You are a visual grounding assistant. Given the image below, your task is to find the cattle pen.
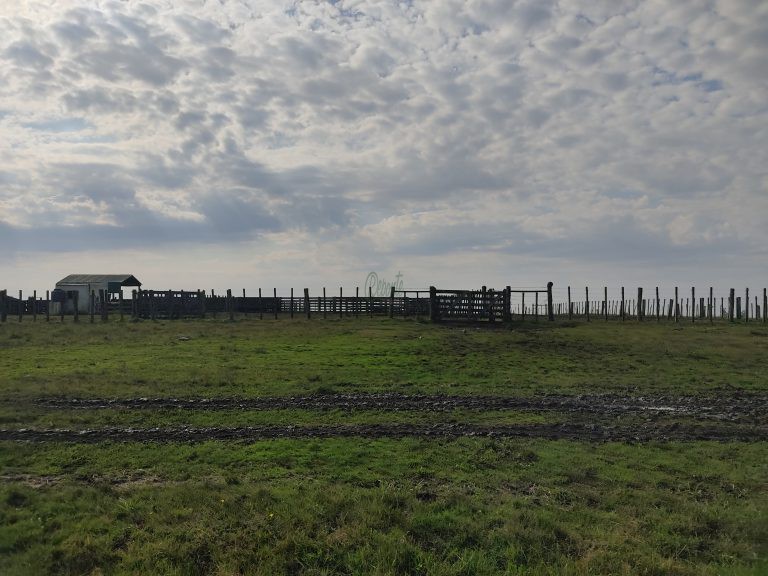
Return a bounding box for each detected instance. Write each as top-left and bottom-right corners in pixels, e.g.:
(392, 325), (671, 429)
(1, 284), (766, 324)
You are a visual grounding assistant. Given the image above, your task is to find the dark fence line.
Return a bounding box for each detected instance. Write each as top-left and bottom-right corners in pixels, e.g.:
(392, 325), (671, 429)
(1, 285), (766, 324)
(540, 286), (767, 324)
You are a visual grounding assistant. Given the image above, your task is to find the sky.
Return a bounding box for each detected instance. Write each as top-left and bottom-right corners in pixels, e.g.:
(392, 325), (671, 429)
(1, 0), (766, 298)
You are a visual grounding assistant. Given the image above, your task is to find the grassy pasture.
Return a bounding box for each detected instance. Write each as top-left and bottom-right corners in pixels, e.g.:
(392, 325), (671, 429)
(0, 318), (767, 575)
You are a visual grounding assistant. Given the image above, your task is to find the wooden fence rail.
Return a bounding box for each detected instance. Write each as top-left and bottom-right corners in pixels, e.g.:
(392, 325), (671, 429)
(1, 285), (766, 324)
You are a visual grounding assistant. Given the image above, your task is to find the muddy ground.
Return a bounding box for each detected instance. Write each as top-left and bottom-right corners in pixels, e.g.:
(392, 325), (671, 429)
(33, 392), (768, 422)
(4, 392), (764, 443)
(1, 421), (766, 443)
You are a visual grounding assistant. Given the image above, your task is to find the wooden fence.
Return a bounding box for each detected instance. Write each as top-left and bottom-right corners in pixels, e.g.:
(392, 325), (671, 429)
(539, 286), (767, 323)
(1, 285), (766, 324)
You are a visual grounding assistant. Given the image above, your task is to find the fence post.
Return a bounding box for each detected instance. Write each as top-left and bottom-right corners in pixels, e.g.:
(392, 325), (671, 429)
(429, 286), (439, 322)
(389, 286), (395, 318)
(655, 287), (660, 322)
(637, 287), (643, 321)
(547, 282), (554, 321)
(764, 288), (767, 324)
(196, 290), (203, 319)
(18, 290), (23, 322)
(747, 290), (752, 322)
(674, 287), (679, 323)
(164, 290), (172, 320)
(0, 290), (6, 322)
(323, 287), (327, 319)
(32, 290), (37, 322)
(304, 288), (311, 319)
(151, 290), (158, 321)
(521, 292), (526, 322)
(585, 287), (589, 322)
(620, 287), (625, 321)
(356, 287), (360, 318)
(290, 288), (294, 319)
(99, 290), (107, 322)
(505, 286), (512, 322)
(258, 288), (262, 320)
(227, 289), (234, 321)
(242, 289), (247, 317)
(709, 287), (713, 324)
(728, 288), (735, 321)
(603, 286), (608, 321)
(340, 287), (344, 319)
(273, 288), (278, 319)
(369, 287), (373, 317)
(567, 286), (572, 320)
(756, 295), (760, 324)
(691, 287), (695, 323)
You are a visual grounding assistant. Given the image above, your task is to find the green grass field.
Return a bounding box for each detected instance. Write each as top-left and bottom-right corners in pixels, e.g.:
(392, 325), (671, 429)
(1, 317), (767, 575)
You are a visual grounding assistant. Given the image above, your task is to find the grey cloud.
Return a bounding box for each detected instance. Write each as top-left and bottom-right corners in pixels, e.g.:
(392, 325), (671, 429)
(175, 111), (206, 131)
(195, 191), (280, 236)
(513, 1), (554, 32)
(76, 43), (185, 86)
(135, 155), (194, 189)
(3, 40), (56, 69)
(63, 86), (138, 113)
(53, 19), (97, 46)
(174, 15), (231, 44)
(200, 46), (237, 81)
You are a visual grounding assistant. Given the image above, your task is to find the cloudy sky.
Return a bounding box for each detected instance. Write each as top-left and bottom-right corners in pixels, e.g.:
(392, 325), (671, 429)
(1, 0), (766, 295)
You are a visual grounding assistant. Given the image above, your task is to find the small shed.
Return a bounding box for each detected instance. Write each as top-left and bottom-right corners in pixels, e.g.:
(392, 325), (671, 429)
(55, 274), (142, 313)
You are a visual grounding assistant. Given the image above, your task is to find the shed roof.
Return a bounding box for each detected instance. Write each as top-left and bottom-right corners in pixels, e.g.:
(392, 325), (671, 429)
(56, 274), (142, 287)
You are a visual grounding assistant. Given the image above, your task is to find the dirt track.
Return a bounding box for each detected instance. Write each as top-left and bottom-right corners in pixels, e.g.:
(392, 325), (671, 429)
(2, 421), (766, 443)
(6, 392), (764, 443)
(34, 392), (768, 422)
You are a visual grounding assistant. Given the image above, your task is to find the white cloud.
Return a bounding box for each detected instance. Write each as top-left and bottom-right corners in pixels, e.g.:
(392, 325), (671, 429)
(0, 0), (766, 291)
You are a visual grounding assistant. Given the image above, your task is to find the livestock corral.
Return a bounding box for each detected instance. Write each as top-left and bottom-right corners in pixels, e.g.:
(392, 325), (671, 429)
(0, 307), (767, 574)
(2, 283), (766, 324)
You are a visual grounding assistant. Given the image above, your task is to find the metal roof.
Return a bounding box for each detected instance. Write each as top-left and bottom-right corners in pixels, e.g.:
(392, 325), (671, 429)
(56, 274), (142, 286)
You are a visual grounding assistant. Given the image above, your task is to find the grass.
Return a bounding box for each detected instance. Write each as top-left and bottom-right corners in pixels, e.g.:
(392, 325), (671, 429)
(1, 317), (767, 574)
(2, 440), (767, 575)
(1, 317), (766, 399)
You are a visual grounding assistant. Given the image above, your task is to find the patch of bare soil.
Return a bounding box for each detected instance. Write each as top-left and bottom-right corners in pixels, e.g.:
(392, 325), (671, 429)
(1, 422), (765, 443)
(33, 392), (768, 422)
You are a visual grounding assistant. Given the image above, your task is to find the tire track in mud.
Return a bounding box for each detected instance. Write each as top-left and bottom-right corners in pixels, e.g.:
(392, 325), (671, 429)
(33, 393), (768, 422)
(1, 422), (766, 443)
